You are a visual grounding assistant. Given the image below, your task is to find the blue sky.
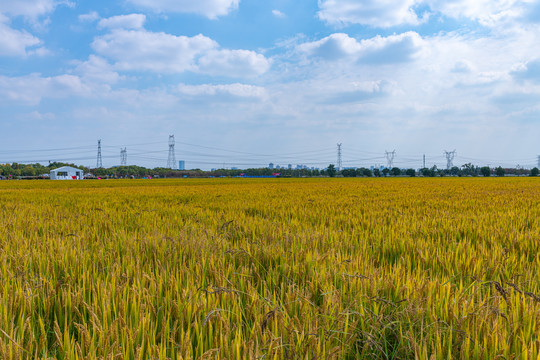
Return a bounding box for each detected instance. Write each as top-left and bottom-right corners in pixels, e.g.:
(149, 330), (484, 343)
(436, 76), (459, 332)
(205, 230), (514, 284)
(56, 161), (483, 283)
(1, 0), (540, 169)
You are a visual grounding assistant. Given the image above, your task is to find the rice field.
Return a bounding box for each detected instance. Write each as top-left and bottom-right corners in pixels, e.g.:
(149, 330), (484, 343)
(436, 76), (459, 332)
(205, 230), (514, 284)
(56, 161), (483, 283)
(0, 178), (539, 359)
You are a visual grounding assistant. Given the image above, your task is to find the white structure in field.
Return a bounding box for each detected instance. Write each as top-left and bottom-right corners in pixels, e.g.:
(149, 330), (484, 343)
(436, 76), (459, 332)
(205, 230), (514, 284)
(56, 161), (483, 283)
(50, 166), (84, 180)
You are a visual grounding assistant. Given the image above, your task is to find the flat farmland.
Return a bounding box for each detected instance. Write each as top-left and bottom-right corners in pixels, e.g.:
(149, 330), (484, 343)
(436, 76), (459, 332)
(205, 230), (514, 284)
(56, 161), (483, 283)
(0, 178), (539, 359)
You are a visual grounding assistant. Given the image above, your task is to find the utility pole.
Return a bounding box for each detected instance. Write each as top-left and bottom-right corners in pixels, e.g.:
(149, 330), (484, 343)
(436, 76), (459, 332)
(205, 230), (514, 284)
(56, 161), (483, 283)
(96, 139), (103, 168)
(537, 155), (540, 168)
(385, 150), (396, 169)
(167, 135), (176, 169)
(423, 154), (426, 169)
(120, 148), (127, 166)
(444, 150), (456, 170)
(337, 143), (342, 172)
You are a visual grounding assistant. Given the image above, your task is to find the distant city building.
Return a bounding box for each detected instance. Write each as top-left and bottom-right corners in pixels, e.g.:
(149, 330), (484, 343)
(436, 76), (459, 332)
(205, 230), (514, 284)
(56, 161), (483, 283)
(269, 163), (274, 169)
(178, 160), (185, 170)
(288, 164), (292, 169)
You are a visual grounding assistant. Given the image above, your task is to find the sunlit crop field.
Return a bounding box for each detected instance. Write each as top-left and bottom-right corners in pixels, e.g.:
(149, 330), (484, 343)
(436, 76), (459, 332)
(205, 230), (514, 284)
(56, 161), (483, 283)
(0, 178), (539, 359)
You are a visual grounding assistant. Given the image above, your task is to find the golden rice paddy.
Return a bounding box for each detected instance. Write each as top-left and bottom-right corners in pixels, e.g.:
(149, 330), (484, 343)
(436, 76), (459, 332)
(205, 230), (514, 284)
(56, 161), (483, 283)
(0, 178), (538, 359)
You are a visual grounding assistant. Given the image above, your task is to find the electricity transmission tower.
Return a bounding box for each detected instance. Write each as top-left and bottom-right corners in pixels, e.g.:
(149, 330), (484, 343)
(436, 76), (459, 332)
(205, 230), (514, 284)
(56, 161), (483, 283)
(444, 150), (456, 170)
(96, 140), (103, 168)
(337, 143), (342, 172)
(385, 150), (396, 169)
(120, 148), (127, 166)
(167, 135), (176, 169)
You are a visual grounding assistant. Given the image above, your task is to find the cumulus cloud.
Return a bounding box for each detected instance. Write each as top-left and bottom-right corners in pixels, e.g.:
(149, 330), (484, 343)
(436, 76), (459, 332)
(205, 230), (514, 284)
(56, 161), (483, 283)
(318, 0), (422, 27)
(126, 0), (240, 19)
(74, 55), (121, 85)
(0, 15), (41, 56)
(298, 33), (362, 60)
(298, 32), (423, 64)
(358, 32), (423, 64)
(0, 0), (58, 18)
(197, 49), (271, 77)
(0, 73), (87, 105)
(92, 28), (270, 77)
(92, 30), (217, 73)
(98, 14), (146, 30)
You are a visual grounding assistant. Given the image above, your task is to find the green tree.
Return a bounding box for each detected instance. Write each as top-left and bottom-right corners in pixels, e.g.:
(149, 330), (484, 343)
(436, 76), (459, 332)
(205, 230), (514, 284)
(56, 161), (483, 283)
(326, 164), (336, 177)
(495, 166), (505, 177)
(405, 168), (416, 177)
(382, 168), (390, 177)
(21, 166), (36, 177)
(480, 166), (491, 177)
(373, 168), (381, 177)
(461, 163), (478, 176)
(390, 167), (401, 176)
(531, 167), (539, 176)
(341, 168), (356, 177)
(358, 168), (372, 177)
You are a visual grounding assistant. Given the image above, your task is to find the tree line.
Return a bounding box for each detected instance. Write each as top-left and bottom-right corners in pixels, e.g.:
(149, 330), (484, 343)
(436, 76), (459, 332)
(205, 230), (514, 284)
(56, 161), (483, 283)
(0, 162), (538, 179)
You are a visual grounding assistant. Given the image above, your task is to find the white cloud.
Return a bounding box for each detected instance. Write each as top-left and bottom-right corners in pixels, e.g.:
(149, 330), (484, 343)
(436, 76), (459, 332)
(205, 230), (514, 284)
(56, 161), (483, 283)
(79, 11), (100, 23)
(317, 0), (534, 28)
(74, 55), (121, 85)
(177, 83), (267, 98)
(92, 28), (270, 77)
(318, 0), (422, 27)
(298, 33), (362, 60)
(0, 73), (88, 105)
(425, 0), (526, 26)
(511, 59), (540, 83)
(451, 60), (474, 73)
(197, 49), (271, 77)
(358, 32), (424, 64)
(272, 9), (286, 18)
(92, 30), (217, 73)
(298, 32), (423, 63)
(0, 15), (41, 56)
(126, 0), (240, 19)
(0, 0), (58, 19)
(98, 14), (146, 30)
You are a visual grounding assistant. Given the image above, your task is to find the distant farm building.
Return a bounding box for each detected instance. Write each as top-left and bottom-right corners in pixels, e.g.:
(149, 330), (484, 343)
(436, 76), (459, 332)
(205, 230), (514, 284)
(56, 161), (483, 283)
(50, 166), (84, 180)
